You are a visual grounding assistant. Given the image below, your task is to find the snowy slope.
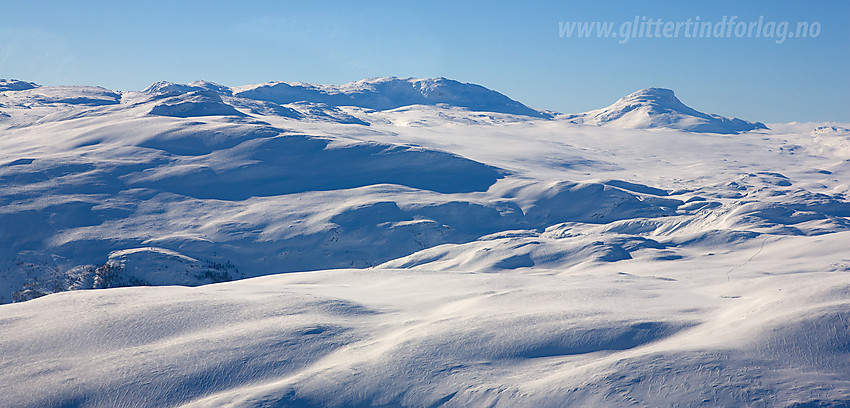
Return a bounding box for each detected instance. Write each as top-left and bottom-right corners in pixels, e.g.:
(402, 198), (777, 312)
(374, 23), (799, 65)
(2, 242), (849, 407)
(563, 87), (768, 134)
(1, 78), (849, 407)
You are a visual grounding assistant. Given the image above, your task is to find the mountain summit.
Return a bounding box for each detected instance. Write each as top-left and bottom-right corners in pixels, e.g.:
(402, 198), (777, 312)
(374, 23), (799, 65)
(564, 88), (767, 134)
(0, 78), (39, 92)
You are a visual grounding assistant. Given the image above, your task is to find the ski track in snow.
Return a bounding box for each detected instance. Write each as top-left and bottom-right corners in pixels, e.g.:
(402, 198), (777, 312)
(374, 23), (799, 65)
(1, 78), (849, 407)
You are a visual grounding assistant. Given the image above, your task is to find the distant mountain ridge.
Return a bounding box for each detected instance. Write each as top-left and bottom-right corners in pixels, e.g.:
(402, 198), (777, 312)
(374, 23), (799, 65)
(562, 87), (767, 134)
(3, 78), (768, 133)
(230, 77), (553, 118)
(133, 77), (551, 119)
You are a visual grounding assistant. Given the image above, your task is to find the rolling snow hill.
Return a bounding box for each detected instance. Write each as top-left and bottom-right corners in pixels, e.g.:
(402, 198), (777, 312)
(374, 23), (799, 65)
(0, 78), (849, 407)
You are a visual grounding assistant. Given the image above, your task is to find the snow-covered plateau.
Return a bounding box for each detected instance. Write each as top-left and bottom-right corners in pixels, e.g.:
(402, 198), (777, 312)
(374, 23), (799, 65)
(1, 76), (848, 407)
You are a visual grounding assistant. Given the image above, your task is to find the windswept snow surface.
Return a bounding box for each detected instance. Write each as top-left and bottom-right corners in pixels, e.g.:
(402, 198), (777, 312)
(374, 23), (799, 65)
(1, 79), (849, 407)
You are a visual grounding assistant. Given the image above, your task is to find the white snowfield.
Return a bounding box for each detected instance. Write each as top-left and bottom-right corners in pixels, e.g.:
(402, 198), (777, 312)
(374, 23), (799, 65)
(0, 77), (849, 407)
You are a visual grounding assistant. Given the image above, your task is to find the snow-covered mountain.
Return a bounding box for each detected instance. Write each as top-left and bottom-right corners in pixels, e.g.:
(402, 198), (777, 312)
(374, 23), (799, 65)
(232, 76), (553, 119)
(133, 76), (552, 119)
(563, 87), (768, 134)
(1, 78), (849, 407)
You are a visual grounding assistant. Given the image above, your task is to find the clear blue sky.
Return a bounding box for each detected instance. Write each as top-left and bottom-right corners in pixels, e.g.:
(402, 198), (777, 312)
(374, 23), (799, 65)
(2, 0), (848, 122)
